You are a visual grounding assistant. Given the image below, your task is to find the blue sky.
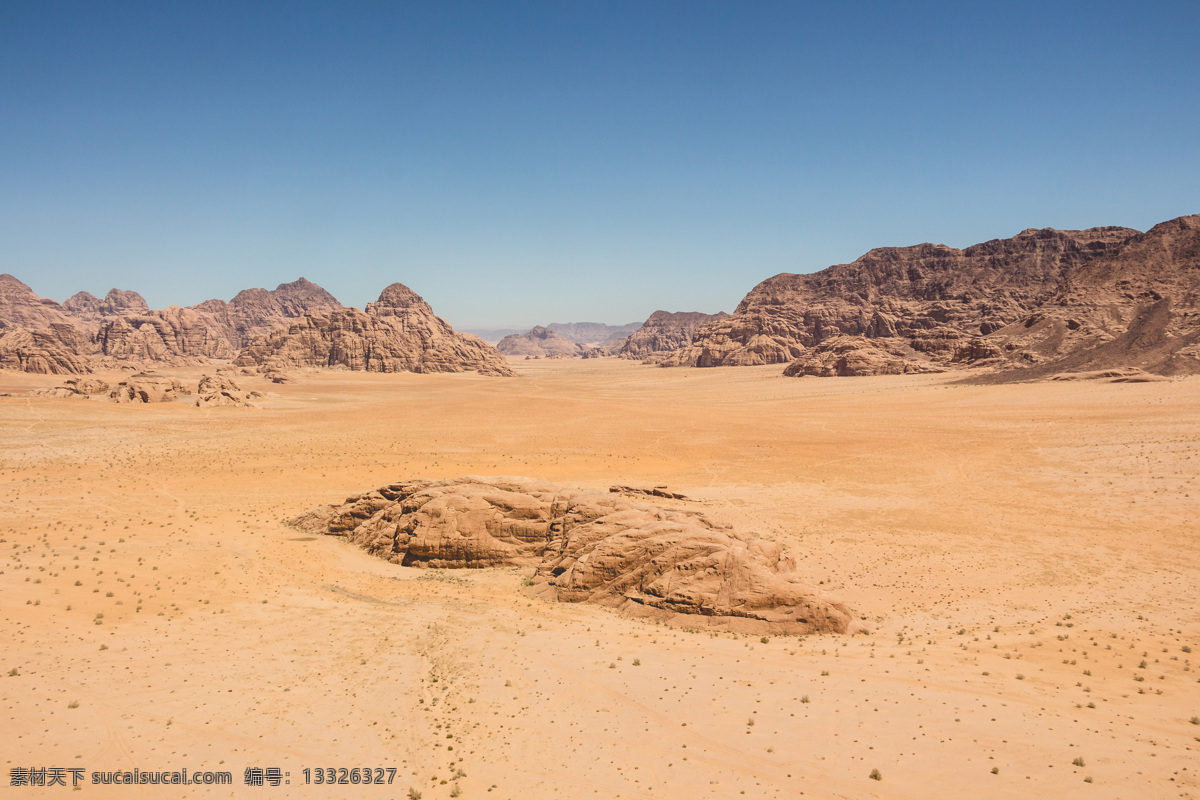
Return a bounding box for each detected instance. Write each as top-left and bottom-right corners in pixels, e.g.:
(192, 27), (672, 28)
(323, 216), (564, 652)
(2, 1), (1197, 327)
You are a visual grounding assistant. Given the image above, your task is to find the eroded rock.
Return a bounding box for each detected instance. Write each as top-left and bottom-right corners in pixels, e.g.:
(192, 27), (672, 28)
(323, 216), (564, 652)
(290, 476), (856, 635)
(235, 283), (515, 377)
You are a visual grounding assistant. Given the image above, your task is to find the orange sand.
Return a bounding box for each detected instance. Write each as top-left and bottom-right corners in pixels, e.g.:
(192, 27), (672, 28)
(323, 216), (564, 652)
(2, 359), (1197, 798)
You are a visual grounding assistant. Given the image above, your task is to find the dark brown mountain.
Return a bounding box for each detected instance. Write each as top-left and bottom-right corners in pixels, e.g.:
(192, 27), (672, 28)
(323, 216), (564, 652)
(661, 226), (1138, 369)
(233, 282), (515, 377)
(975, 214), (1200, 380)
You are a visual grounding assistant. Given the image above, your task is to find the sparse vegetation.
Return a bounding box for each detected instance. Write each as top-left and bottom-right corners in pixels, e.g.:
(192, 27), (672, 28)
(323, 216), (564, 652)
(869, 769), (882, 781)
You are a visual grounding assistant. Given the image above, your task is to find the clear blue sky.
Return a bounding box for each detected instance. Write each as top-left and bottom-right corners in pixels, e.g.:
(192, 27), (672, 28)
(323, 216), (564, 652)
(2, 1), (1197, 327)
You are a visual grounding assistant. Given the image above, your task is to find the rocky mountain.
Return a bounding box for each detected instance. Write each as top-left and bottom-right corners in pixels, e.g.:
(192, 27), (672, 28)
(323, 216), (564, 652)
(618, 310), (729, 363)
(290, 476), (856, 635)
(661, 226), (1138, 370)
(496, 326), (583, 358)
(976, 214), (1200, 380)
(191, 277), (343, 348)
(0, 275), (98, 373)
(233, 282), (515, 377)
(0, 275), (344, 373)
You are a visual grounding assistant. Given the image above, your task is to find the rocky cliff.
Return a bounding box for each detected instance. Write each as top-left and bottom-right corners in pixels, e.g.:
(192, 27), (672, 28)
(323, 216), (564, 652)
(975, 214), (1200, 380)
(661, 226), (1138, 370)
(619, 310), (729, 363)
(234, 282), (515, 377)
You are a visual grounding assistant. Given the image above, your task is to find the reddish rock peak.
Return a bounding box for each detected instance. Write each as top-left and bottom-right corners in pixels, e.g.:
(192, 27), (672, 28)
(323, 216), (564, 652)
(102, 288), (149, 313)
(367, 282), (430, 313)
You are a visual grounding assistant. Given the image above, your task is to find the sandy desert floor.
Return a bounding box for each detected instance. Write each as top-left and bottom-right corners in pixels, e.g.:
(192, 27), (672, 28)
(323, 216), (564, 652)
(2, 358), (1198, 799)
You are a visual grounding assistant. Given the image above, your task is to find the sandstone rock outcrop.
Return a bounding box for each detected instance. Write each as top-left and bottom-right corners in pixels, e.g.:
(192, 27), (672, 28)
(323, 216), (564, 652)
(0, 326), (93, 374)
(661, 226), (1138, 369)
(496, 326), (584, 358)
(63, 288), (151, 330)
(95, 306), (237, 362)
(782, 336), (946, 377)
(109, 374), (191, 404)
(290, 476), (855, 635)
(195, 374), (262, 407)
(0, 274), (78, 331)
(619, 310), (729, 363)
(30, 377), (112, 398)
(234, 283), (515, 377)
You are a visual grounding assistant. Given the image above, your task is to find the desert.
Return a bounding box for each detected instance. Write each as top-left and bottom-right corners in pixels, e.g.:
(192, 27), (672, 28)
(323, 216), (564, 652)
(3, 355), (1198, 799)
(5, 4), (1199, 797)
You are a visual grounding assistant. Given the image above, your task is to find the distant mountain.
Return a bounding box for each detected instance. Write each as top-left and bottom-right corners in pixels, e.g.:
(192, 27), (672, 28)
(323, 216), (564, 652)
(457, 327), (529, 345)
(496, 326), (582, 358)
(661, 226), (1136, 370)
(541, 321), (641, 345)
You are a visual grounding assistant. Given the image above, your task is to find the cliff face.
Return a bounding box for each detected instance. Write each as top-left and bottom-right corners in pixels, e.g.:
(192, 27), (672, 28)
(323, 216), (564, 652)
(976, 214), (1200, 380)
(618, 310), (729, 363)
(234, 282), (516, 377)
(661, 226), (1138, 369)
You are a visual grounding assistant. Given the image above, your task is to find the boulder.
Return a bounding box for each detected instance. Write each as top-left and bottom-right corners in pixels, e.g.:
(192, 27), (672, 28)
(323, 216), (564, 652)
(109, 374), (190, 404)
(290, 476), (857, 635)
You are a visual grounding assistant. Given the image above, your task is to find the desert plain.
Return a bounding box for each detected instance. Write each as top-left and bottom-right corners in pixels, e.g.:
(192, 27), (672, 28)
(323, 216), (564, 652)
(2, 358), (1198, 799)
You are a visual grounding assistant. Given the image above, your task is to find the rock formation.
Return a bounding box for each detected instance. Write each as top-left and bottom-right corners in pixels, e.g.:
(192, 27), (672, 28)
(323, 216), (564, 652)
(30, 377), (112, 398)
(782, 335), (947, 377)
(109, 374), (191, 404)
(496, 326), (584, 358)
(976, 214), (1200, 380)
(619, 310), (729, 363)
(0, 326), (93, 374)
(191, 277), (343, 348)
(195, 374), (262, 407)
(289, 476), (856, 635)
(0, 275), (343, 373)
(661, 226), (1138, 369)
(62, 288), (151, 330)
(234, 283), (515, 377)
